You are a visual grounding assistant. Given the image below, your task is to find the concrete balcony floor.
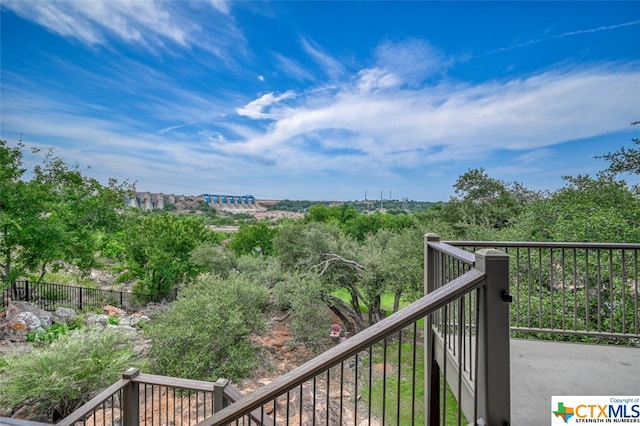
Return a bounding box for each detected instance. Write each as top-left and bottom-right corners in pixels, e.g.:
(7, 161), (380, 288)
(511, 339), (640, 425)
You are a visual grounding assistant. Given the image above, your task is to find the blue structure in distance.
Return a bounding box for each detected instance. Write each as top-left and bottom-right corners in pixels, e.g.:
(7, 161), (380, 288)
(203, 194), (256, 205)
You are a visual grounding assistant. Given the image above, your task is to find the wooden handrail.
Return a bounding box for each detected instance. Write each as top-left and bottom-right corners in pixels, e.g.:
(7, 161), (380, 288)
(132, 372), (215, 392)
(57, 378), (130, 426)
(196, 268), (486, 426)
(426, 239), (476, 265)
(448, 240), (640, 249)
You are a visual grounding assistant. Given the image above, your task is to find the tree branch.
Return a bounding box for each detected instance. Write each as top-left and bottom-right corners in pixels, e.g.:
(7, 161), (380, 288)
(309, 253), (365, 276)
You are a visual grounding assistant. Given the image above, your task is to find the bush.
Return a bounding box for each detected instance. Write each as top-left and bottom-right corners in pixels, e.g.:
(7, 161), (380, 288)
(272, 274), (332, 354)
(190, 243), (238, 279)
(26, 318), (83, 345)
(289, 289), (332, 354)
(145, 273), (269, 382)
(0, 328), (142, 420)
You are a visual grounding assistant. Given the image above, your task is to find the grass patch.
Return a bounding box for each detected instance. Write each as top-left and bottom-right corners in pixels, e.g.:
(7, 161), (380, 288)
(27, 271), (98, 288)
(331, 289), (408, 314)
(361, 335), (466, 425)
(331, 288), (425, 328)
(0, 328), (144, 419)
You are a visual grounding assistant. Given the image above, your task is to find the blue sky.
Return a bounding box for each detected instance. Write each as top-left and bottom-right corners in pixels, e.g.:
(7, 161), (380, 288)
(1, 1), (639, 202)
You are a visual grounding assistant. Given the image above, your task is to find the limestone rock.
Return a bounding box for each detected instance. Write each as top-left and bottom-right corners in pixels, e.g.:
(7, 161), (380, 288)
(54, 307), (77, 325)
(103, 305), (125, 316)
(7, 301), (53, 330)
(0, 301), (54, 341)
(84, 313), (109, 327)
(15, 311), (45, 333)
(130, 313), (150, 327)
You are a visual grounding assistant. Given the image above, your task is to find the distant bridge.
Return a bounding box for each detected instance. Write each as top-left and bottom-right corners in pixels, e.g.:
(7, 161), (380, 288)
(126, 192), (269, 211)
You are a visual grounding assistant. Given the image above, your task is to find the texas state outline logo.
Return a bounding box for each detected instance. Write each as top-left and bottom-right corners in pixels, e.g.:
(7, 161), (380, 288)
(552, 396), (640, 425)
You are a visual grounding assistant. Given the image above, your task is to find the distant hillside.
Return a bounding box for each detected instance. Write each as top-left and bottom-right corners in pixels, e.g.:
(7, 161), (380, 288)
(267, 199), (440, 213)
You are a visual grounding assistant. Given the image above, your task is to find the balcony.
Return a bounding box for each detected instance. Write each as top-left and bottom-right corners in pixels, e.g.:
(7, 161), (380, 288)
(2, 235), (638, 425)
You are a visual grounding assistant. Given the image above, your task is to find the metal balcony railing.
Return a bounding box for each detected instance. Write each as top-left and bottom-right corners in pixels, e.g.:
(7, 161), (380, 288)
(449, 241), (640, 342)
(3, 234), (517, 425)
(191, 233), (511, 426)
(53, 368), (270, 426)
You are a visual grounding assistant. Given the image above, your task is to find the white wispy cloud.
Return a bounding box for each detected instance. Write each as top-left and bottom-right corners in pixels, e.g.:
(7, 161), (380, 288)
(1, 0), (244, 59)
(301, 38), (347, 79)
(209, 0), (231, 16)
(488, 19), (640, 54)
(3, 1), (186, 46)
(356, 68), (402, 93)
(375, 38), (450, 84)
(2, 2), (638, 201)
(273, 53), (316, 82)
(222, 64), (639, 174)
(237, 91), (296, 119)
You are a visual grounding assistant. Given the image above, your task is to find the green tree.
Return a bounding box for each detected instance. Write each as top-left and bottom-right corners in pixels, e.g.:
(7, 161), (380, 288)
(228, 220), (278, 257)
(0, 141), (130, 293)
(191, 243), (238, 279)
(342, 211), (413, 240)
(305, 203), (358, 225)
(272, 272), (332, 354)
(353, 227), (424, 324)
(441, 168), (538, 238)
(596, 121), (640, 175)
(514, 173), (640, 243)
(274, 221), (367, 332)
(119, 213), (216, 299)
(305, 204), (332, 223)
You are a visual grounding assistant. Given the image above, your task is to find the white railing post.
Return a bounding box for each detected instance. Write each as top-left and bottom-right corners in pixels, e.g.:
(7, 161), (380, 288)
(424, 233), (440, 426)
(475, 249), (511, 425)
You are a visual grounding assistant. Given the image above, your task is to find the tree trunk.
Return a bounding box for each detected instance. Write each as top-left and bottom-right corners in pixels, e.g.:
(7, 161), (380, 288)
(348, 287), (362, 322)
(324, 295), (367, 333)
(1, 225), (9, 282)
(393, 289), (402, 313)
(368, 295), (385, 325)
(2, 225), (17, 300)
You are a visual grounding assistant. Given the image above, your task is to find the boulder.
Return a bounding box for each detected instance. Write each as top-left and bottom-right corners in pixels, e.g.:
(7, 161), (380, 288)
(9, 403), (51, 423)
(15, 311), (46, 333)
(0, 301), (54, 341)
(103, 305), (125, 316)
(130, 313), (150, 327)
(53, 307), (77, 325)
(6, 301), (53, 330)
(84, 313), (109, 328)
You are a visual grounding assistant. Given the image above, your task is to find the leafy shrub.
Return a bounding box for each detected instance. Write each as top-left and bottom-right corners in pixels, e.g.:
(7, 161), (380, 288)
(0, 328), (143, 420)
(190, 243), (238, 279)
(145, 273), (269, 382)
(272, 273), (332, 354)
(26, 318), (83, 345)
(120, 213), (217, 300)
(228, 220), (278, 257)
(289, 288), (331, 354)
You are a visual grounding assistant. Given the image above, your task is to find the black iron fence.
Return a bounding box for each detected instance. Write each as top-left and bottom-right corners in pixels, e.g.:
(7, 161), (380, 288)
(1, 280), (177, 312)
(448, 241), (640, 343)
